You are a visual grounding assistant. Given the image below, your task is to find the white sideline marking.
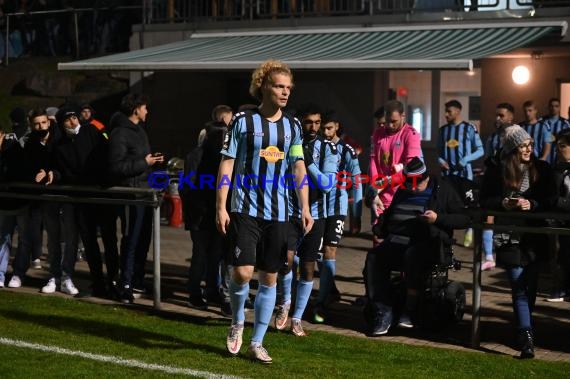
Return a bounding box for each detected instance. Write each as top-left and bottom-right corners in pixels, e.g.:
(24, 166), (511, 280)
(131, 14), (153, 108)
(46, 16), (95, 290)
(0, 337), (245, 379)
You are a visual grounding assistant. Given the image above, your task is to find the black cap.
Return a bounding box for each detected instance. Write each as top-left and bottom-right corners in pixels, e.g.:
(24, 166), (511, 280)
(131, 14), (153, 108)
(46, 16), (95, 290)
(56, 107), (79, 125)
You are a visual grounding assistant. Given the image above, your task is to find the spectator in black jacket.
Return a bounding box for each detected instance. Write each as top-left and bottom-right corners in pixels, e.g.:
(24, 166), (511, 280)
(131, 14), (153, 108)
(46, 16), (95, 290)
(5, 108), (56, 289)
(545, 129), (570, 302)
(108, 93), (163, 303)
(364, 158), (470, 336)
(480, 125), (556, 359)
(183, 115), (229, 311)
(38, 106), (108, 296)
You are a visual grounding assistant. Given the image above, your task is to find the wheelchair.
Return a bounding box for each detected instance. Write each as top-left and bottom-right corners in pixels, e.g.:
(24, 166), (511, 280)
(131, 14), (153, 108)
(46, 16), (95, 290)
(364, 243), (466, 331)
(416, 249), (466, 329)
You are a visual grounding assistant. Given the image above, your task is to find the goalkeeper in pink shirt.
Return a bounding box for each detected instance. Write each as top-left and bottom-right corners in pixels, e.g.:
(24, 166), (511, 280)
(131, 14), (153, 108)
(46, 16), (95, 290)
(367, 100), (423, 245)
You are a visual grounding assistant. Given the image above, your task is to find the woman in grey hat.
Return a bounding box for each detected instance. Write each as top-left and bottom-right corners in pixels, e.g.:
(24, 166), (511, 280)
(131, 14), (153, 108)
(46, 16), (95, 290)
(480, 125), (556, 359)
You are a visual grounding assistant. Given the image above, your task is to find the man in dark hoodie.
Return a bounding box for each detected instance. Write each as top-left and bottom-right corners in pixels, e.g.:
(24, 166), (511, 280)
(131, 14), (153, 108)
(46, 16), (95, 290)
(183, 105), (232, 312)
(37, 107), (109, 296)
(108, 93), (163, 303)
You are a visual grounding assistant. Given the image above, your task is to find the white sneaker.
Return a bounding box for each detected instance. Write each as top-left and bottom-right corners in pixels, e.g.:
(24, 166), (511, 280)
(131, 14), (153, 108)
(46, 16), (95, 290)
(41, 278), (57, 293)
(8, 275), (22, 288)
(61, 278), (79, 295)
(32, 258), (42, 269)
(0, 279), (5, 288)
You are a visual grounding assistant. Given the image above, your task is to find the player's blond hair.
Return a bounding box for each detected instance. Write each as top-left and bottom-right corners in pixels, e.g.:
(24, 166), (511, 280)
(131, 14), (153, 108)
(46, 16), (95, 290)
(249, 60), (293, 101)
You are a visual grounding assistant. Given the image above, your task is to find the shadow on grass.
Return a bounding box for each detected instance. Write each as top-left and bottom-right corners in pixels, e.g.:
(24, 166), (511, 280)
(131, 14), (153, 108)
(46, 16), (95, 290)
(309, 297), (570, 355)
(1, 308), (228, 356)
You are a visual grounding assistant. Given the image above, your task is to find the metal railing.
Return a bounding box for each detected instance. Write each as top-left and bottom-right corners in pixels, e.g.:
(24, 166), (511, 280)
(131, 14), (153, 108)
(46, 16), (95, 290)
(470, 209), (570, 349)
(0, 182), (164, 310)
(141, 0), (570, 22)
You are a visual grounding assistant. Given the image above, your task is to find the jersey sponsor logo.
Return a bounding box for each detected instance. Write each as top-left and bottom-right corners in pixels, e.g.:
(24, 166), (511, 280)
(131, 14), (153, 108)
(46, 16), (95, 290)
(253, 132), (264, 137)
(382, 152), (390, 165)
(259, 146), (285, 163)
(446, 139), (459, 148)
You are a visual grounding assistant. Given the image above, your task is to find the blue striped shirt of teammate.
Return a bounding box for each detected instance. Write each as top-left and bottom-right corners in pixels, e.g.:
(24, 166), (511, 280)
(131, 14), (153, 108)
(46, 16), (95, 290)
(279, 109), (338, 336)
(519, 100), (552, 161)
(481, 103), (517, 270)
(216, 60), (313, 362)
(314, 116), (363, 321)
(437, 100), (484, 182)
(437, 100), (483, 250)
(288, 133), (339, 220)
(544, 98), (570, 164)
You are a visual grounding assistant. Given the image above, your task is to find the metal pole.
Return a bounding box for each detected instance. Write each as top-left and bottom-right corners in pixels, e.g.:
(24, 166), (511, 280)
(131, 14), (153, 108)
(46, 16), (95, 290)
(73, 11), (79, 59)
(471, 225), (482, 348)
(153, 200), (161, 310)
(4, 15), (9, 66)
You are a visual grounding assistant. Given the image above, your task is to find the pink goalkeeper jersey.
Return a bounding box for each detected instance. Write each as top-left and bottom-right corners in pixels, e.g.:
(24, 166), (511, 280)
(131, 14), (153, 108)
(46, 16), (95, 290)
(369, 123), (423, 211)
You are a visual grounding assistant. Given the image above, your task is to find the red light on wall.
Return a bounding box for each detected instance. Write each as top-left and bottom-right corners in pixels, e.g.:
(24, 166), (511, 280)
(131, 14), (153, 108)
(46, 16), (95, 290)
(398, 87), (408, 97)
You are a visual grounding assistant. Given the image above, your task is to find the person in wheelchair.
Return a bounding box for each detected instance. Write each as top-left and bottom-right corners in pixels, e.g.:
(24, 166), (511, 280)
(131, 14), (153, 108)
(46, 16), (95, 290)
(364, 157), (470, 336)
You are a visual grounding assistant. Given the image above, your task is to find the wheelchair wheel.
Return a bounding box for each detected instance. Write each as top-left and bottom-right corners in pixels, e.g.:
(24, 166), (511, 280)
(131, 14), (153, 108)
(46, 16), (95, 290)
(444, 281), (466, 323)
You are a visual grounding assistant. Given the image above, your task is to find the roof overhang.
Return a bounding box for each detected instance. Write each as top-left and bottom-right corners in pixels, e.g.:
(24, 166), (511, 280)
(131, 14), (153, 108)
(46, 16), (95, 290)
(58, 20), (567, 72)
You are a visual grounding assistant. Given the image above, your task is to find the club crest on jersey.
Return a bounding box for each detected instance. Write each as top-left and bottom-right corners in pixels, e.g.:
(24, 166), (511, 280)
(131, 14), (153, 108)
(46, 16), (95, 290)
(446, 139), (459, 148)
(260, 146), (285, 163)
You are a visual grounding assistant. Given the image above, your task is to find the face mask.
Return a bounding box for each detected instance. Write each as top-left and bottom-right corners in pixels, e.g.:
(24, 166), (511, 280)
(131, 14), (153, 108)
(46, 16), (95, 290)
(64, 124), (81, 136)
(32, 129), (49, 139)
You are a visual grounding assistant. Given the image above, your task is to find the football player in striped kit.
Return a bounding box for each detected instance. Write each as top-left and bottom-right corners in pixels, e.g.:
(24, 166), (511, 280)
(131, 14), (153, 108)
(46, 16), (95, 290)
(217, 60), (313, 363)
(274, 104), (338, 337)
(520, 100), (552, 161)
(437, 100), (484, 248)
(311, 112), (363, 323)
(544, 98), (570, 164)
(481, 103), (516, 271)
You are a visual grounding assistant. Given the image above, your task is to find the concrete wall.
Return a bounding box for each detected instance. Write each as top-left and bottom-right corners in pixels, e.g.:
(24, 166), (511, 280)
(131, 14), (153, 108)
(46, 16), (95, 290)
(143, 70), (386, 174)
(480, 57), (570, 140)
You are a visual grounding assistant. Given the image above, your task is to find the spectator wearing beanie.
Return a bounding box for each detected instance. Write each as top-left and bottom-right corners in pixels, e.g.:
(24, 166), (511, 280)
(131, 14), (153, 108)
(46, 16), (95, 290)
(480, 124), (556, 359)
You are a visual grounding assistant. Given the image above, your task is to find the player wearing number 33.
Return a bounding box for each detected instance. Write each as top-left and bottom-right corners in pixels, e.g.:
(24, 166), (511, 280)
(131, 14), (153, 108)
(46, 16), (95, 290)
(312, 112), (363, 323)
(274, 104), (338, 338)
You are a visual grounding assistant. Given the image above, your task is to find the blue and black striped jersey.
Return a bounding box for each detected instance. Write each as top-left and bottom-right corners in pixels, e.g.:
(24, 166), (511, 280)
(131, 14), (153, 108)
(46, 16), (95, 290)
(438, 121), (484, 181)
(544, 116), (570, 163)
(326, 140), (363, 217)
(485, 131), (503, 160)
(220, 109), (304, 222)
(289, 136), (338, 220)
(520, 119), (552, 159)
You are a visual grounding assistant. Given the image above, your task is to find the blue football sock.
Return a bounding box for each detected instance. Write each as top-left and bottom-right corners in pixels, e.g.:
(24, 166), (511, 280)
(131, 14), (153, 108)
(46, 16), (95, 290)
(251, 284), (277, 343)
(292, 280), (313, 320)
(229, 279), (249, 324)
(278, 270), (293, 304)
(318, 259), (336, 304)
(483, 229), (494, 260)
